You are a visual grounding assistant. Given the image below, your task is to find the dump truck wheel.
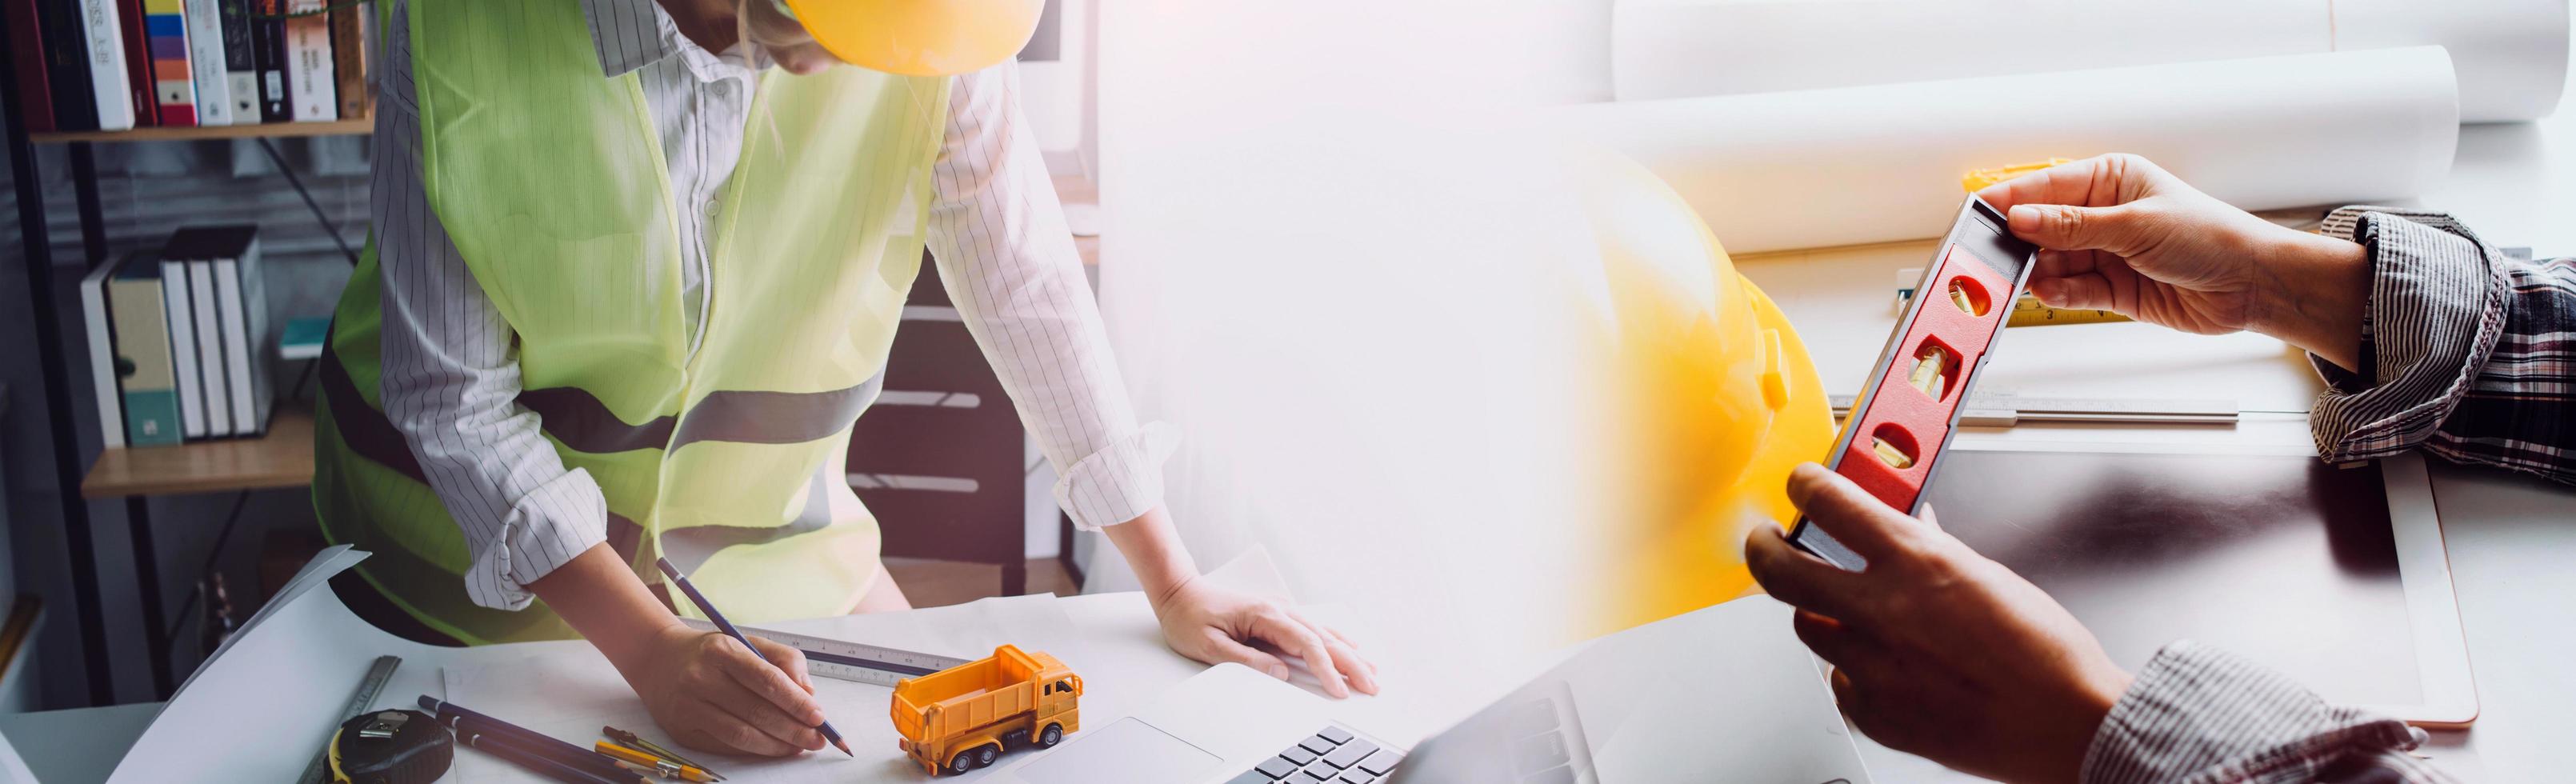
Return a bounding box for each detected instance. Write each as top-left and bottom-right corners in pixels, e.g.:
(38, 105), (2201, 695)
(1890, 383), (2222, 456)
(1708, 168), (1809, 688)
(949, 750), (976, 774)
(975, 744), (1001, 768)
(1040, 724), (1064, 747)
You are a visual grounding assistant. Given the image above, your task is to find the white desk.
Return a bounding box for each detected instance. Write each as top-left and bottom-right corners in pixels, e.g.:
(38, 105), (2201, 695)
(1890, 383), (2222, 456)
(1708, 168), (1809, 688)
(78, 550), (1490, 784)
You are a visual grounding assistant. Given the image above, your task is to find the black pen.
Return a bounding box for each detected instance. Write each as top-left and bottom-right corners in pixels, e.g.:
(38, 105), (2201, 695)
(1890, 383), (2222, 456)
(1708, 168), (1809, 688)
(421, 696), (642, 782)
(451, 720), (642, 784)
(656, 557), (855, 757)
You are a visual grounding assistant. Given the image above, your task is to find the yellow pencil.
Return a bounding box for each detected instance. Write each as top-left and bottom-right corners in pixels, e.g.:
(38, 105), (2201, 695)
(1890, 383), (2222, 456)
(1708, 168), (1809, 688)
(595, 741), (722, 783)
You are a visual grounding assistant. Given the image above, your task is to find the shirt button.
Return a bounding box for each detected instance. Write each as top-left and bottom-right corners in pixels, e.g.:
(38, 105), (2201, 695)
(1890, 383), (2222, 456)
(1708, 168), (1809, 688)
(702, 199), (722, 218)
(712, 81), (734, 98)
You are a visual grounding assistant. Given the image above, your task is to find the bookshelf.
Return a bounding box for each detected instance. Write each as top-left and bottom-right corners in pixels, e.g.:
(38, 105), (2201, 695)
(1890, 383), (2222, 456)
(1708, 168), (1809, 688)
(30, 117), (374, 145)
(81, 406), (318, 499)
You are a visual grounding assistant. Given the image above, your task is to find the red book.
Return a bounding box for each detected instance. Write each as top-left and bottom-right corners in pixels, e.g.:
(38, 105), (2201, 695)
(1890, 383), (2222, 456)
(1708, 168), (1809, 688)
(114, 0), (157, 126)
(5, 0), (59, 131)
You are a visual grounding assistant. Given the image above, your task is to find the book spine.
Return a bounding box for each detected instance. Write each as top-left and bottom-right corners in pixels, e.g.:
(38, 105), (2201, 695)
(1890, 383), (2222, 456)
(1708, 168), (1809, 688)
(214, 257), (259, 434)
(161, 259), (206, 439)
(110, 274), (182, 446)
(240, 238), (273, 433)
(45, 0), (99, 130)
(190, 258), (231, 436)
(5, 0), (58, 132)
(115, 0), (155, 126)
(76, 0), (135, 130)
(282, 0), (330, 121)
(328, 0), (362, 118)
(216, 0), (253, 120)
(142, 0), (194, 126)
(181, 0), (229, 125)
(81, 262), (125, 449)
(251, 0), (285, 122)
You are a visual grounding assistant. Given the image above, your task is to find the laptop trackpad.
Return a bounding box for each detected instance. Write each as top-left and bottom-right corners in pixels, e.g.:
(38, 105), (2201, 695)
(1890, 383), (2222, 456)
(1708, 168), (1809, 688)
(1014, 718), (1222, 784)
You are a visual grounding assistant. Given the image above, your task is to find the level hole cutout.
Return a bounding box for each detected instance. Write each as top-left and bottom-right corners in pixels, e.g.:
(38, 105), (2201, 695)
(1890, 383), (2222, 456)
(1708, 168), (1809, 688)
(1907, 338), (1961, 402)
(1868, 422), (1919, 470)
(1946, 275), (1992, 317)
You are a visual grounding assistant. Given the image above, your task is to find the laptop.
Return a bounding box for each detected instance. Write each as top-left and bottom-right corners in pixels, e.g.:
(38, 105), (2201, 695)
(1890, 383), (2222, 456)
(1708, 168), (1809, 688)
(986, 596), (1870, 784)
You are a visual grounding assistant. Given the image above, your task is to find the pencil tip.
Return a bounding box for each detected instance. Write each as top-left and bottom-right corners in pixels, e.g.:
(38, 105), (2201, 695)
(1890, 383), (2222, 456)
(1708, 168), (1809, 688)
(835, 738), (854, 757)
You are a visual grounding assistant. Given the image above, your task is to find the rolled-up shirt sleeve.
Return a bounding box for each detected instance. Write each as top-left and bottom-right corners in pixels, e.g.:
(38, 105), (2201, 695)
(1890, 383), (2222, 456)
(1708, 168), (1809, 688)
(371, 1), (609, 610)
(2081, 642), (2455, 782)
(925, 64), (1177, 532)
(2307, 206), (2576, 486)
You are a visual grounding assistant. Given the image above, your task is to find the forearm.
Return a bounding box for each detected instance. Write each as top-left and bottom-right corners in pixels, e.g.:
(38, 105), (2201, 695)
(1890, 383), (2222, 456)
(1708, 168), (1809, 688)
(2248, 229), (2372, 374)
(1100, 506), (1203, 605)
(526, 544), (684, 670)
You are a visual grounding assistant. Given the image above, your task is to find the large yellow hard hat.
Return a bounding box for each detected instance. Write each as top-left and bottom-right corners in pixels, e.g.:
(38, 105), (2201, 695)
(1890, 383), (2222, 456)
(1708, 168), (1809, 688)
(780, 0), (1046, 77)
(1571, 148), (1834, 633)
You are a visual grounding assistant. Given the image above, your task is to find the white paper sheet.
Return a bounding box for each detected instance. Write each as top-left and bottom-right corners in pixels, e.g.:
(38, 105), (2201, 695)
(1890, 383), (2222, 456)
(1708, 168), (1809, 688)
(442, 596), (1081, 783)
(1557, 47), (2460, 254)
(1612, 0), (2566, 122)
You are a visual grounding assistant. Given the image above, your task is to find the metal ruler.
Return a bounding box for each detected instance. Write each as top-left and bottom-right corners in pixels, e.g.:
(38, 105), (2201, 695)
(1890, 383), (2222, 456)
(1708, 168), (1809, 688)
(1830, 394), (2237, 427)
(679, 618), (970, 687)
(298, 655), (403, 784)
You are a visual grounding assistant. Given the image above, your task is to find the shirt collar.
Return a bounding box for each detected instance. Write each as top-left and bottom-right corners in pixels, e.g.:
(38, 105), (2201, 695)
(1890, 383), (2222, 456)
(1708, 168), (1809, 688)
(580, 0), (770, 80)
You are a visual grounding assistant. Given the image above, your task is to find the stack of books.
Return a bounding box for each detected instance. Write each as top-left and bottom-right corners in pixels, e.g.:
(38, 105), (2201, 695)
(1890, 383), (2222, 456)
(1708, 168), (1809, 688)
(5, 0), (374, 134)
(78, 225), (276, 447)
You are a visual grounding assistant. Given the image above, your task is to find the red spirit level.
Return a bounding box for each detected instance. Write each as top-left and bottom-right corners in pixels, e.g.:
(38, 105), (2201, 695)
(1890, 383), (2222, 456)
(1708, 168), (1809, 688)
(1790, 196), (2038, 570)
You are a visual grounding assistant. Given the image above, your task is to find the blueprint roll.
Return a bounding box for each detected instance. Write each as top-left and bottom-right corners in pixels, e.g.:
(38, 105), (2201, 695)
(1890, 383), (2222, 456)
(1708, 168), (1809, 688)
(1612, 0), (2566, 122)
(1554, 47), (2462, 254)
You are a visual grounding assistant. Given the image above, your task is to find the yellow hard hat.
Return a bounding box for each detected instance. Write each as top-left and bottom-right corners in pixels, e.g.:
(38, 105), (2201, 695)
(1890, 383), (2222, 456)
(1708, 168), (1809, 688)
(1570, 147), (1834, 633)
(780, 0), (1046, 77)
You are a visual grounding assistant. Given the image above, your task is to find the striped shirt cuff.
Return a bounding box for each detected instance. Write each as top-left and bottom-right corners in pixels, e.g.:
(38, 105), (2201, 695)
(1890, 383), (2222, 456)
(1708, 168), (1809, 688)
(2308, 207), (2511, 463)
(1054, 422), (1182, 531)
(2080, 641), (2438, 783)
(462, 466), (612, 611)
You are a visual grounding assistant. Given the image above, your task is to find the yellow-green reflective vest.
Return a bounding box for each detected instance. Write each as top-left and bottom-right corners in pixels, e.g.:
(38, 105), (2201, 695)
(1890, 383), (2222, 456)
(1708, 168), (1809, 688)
(313, 0), (949, 644)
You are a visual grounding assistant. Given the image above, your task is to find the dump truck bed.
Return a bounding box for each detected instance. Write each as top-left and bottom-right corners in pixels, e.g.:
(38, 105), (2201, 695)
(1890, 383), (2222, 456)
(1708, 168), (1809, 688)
(891, 646), (1049, 742)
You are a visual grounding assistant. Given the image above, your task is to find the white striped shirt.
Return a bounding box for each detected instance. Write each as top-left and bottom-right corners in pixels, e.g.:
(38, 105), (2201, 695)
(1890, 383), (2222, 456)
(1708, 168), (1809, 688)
(373, 0), (1170, 610)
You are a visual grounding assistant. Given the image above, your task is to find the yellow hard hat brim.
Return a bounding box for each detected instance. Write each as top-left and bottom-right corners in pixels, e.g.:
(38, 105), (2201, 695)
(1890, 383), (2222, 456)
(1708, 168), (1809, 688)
(784, 0), (1046, 77)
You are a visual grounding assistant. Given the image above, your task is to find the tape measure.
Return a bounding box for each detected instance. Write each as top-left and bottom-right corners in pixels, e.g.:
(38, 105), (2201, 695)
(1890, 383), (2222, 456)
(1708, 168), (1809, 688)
(329, 709), (453, 784)
(678, 618), (970, 686)
(300, 656), (403, 784)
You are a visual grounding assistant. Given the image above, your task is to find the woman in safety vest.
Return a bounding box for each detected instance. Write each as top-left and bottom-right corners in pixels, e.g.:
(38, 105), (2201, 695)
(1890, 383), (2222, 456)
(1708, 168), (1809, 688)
(314, 0), (1376, 756)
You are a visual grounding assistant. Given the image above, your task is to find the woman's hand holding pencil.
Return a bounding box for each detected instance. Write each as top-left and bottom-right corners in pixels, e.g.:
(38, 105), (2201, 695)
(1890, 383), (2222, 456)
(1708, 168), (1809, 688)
(620, 622), (832, 757)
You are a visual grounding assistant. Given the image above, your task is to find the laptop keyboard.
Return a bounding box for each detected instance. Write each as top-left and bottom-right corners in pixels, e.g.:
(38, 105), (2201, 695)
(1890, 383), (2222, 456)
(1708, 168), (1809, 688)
(1224, 724), (1404, 784)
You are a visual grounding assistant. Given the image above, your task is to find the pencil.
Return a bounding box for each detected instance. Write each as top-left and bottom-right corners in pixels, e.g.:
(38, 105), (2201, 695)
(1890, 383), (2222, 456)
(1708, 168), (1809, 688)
(598, 741), (721, 782)
(603, 726), (726, 781)
(656, 558), (855, 757)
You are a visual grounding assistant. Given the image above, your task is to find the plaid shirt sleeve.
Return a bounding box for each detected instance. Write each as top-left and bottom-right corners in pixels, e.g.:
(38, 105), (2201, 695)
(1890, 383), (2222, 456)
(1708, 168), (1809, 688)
(2081, 642), (2456, 783)
(2306, 207), (2576, 484)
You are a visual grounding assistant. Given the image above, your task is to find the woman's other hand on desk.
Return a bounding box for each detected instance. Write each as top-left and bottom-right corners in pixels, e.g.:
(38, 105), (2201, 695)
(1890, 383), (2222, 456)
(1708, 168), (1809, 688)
(1746, 464), (2133, 784)
(1975, 154), (2373, 372)
(1104, 508), (1380, 698)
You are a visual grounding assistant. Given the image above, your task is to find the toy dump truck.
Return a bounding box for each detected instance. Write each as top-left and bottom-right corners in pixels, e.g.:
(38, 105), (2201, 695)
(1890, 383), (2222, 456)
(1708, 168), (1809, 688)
(892, 645), (1082, 775)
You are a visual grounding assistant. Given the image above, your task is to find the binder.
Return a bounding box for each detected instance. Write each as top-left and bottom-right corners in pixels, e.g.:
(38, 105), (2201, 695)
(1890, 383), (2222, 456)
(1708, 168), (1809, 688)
(159, 256), (206, 439)
(189, 257), (231, 435)
(108, 254), (184, 446)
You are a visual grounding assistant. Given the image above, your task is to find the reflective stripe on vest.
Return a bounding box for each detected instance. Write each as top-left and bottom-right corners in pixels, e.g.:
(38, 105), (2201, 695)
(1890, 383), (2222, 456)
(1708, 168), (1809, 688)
(311, 0), (947, 644)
